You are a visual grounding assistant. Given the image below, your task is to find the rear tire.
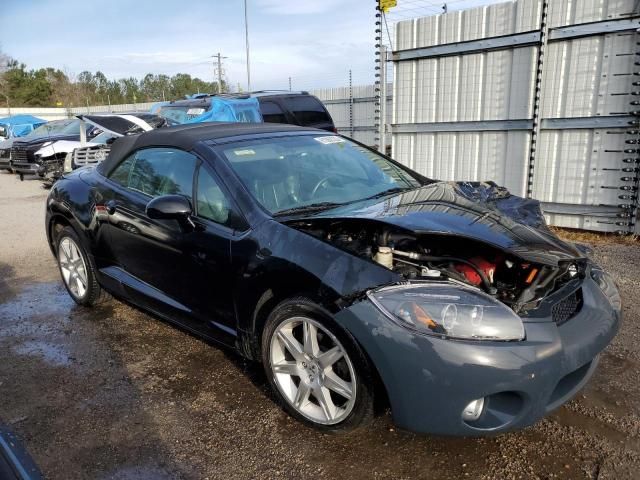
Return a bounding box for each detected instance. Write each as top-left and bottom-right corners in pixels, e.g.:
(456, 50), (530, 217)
(261, 297), (374, 432)
(55, 226), (111, 306)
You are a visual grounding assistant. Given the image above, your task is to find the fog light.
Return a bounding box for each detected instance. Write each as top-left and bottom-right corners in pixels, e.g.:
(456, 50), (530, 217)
(462, 397), (485, 421)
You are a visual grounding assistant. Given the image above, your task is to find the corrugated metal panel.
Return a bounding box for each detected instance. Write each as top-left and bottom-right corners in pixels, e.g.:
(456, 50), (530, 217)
(395, 48), (537, 124)
(533, 128), (634, 204)
(548, 0), (636, 28)
(393, 131), (530, 196)
(392, 0), (639, 233)
(400, 0), (542, 50)
(541, 32), (635, 118)
(543, 207), (626, 230)
(533, 19), (637, 232)
(392, 2), (539, 199)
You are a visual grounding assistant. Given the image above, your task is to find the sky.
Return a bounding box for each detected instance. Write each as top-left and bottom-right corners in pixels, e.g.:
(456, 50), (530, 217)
(0, 0), (505, 91)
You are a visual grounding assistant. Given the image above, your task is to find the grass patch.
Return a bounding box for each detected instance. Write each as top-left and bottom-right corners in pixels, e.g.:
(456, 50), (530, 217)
(551, 227), (638, 246)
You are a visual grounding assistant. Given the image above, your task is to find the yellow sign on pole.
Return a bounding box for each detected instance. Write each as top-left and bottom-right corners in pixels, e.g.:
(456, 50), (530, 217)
(379, 0), (397, 13)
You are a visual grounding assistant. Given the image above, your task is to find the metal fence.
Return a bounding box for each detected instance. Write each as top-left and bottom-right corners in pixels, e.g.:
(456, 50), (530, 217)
(0, 103), (157, 122)
(391, 0), (640, 234)
(310, 85), (392, 147)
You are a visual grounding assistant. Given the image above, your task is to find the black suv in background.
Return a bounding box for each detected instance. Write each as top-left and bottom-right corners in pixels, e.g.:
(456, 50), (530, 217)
(252, 91), (336, 132)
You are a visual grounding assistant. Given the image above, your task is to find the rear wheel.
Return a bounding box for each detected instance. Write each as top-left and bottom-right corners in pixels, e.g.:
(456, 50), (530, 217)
(261, 298), (374, 432)
(56, 226), (110, 306)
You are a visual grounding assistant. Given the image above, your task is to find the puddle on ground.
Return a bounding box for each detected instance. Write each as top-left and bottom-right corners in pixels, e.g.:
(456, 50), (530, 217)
(0, 281), (74, 322)
(0, 283), (74, 340)
(0, 281), (89, 370)
(13, 340), (73, 366)
(97, 465), (178, 480)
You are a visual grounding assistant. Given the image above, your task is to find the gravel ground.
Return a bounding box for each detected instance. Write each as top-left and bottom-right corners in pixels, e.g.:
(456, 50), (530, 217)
(0, 171), (639, 480)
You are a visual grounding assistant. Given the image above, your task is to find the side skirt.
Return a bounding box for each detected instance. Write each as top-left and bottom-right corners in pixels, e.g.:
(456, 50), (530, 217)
(98, 266), (239, 349)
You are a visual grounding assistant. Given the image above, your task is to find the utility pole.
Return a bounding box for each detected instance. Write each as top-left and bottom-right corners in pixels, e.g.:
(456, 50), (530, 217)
(244, 0), (251, 91)
(288, 77), (292, 91)
(213, 52), (228, 93)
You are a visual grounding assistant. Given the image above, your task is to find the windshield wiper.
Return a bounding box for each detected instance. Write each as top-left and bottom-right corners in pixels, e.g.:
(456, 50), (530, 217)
(274, 202), (344, 217)
(361, 187), (412, 201)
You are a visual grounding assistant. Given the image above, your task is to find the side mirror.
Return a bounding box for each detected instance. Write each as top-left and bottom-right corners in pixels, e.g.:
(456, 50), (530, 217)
(146, 195), (194, 229)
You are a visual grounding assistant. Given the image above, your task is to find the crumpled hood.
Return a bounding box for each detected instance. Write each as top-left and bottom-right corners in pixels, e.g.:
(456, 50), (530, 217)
(13, 134), (80, 149)
(35, 140), (101, 158)
(294, 181), (582, 266)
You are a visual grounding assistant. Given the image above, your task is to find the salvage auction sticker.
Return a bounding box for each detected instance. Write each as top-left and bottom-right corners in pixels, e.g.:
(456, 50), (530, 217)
(314, 136), (345, 144)
(233, 149), (256, 156)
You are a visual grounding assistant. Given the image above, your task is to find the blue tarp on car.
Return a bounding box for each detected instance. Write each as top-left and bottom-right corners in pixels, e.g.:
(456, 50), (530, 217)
(186, 97), (262, 123)
(157, 97), (262, 124)
(149, 101), (169, 114)
(0, 114), (47, 138)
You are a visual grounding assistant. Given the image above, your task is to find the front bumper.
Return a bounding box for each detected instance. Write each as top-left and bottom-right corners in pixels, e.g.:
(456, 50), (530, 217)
(335, 276), (621, 435)
(11, 161), (39, 175)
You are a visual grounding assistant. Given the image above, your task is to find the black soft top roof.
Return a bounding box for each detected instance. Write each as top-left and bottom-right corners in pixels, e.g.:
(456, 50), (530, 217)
(97, 122), (317, 176)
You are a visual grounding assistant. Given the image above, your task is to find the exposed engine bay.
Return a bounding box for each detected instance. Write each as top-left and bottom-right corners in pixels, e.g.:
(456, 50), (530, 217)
(287, 219), (584, 314)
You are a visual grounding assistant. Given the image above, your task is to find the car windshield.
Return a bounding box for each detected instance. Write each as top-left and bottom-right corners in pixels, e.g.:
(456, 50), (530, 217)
(221, 135), (423, 215)
(23, 122), (65, 138)
(22, 119), (79, 138)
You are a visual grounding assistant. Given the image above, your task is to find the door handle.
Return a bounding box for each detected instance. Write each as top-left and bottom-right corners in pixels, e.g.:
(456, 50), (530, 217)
(106, 200), (118, 215)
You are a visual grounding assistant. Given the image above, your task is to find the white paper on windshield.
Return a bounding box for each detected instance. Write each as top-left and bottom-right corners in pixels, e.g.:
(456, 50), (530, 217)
(314, 136), (345, 144)
(187, 108), (205, 115)
(233, 149), (256, 156)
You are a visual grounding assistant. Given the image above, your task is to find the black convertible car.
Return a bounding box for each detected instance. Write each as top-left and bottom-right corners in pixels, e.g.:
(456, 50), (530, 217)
(45, 123), (621, 435)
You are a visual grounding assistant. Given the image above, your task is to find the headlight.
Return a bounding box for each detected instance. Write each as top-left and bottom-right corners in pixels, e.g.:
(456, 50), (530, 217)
(368, 283), (525, 341)
(590, 266), (621, 311)
(63, 152), (73, 173)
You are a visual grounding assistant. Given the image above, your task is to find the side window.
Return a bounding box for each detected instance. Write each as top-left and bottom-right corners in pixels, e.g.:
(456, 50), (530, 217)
(196, 166), (238, 228)
(108, 147), (197, 199)
(260, 101), (288, 124)
(109, 153), (136, 187)
(281, 95), (331, 126)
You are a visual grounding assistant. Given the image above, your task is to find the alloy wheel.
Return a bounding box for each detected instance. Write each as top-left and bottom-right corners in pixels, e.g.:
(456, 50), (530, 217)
(58, 237), (89, 299)
(269, 316), (357, 425)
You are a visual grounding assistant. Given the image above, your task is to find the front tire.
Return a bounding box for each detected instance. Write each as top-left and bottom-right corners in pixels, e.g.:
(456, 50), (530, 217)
(56, 226), (110, 306)
(261, 297), (374, 432)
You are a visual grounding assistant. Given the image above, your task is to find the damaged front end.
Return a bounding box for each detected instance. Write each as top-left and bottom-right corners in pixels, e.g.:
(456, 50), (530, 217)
(285, 181), (589, 322)
(283, 182), (621, 434)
